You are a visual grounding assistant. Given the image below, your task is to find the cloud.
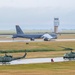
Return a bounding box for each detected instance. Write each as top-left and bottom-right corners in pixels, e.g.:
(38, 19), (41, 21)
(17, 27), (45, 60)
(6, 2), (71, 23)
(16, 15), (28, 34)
(0, 0), (75, 29)
(0, 0), (75, 9)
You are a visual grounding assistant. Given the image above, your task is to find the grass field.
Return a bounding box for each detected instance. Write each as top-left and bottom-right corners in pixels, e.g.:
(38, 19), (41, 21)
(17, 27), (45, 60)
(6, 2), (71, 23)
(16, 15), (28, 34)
(0, 41), (75, 75)
(0, 41), (75, 50)
(58, 34), (75, 39)
(0, 61), (75, 75)
(0, 41), (75, 58)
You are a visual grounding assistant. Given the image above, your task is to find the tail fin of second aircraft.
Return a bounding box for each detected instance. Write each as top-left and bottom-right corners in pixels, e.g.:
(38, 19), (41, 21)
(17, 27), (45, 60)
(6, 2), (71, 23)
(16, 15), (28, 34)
(16, 25), (24, 34)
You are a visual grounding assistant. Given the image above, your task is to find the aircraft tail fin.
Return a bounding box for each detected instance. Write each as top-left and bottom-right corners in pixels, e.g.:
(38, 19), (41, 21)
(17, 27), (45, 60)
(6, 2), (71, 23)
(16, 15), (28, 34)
(16, 25), (24, 34)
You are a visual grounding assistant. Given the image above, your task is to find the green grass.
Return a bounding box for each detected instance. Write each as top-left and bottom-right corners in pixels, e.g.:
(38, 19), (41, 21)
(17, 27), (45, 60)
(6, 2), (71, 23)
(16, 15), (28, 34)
(0, 41), (75, 51)
(0, 41), (75, 53)
(0, 42), (75, 75)
(0, 61), (75, 70)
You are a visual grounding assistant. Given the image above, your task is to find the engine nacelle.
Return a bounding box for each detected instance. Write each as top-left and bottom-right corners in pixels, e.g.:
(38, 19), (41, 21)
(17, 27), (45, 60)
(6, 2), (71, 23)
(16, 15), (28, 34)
(42, 34), (53, 41)
(44, 38), (50, 41)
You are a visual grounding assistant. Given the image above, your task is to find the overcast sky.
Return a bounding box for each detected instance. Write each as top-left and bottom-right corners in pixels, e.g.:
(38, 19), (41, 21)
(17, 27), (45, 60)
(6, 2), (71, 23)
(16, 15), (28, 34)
(0, 0), (75, 9)
(0, 0), (75, 30)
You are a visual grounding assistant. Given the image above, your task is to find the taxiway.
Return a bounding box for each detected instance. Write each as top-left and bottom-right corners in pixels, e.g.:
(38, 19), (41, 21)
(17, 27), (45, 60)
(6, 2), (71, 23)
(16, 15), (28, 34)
(10, 57), (68, 65)
(0, 39), (75, 42)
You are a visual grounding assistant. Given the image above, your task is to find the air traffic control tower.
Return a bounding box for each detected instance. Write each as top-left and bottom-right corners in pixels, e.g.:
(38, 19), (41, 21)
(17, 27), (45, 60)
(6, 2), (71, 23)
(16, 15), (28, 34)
(54, 18), (59, 33)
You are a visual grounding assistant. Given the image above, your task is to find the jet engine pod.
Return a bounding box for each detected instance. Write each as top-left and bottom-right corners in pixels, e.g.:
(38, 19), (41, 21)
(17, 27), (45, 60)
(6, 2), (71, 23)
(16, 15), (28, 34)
(42, 33), (53, 41)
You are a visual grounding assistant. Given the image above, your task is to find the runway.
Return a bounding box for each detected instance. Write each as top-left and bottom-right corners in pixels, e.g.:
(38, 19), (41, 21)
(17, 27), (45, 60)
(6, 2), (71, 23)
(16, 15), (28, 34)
(0, 39), (43, 42)
(9, 57), (68, 65)
(55, 39), (75, 41)
(0, 39), (75, 42)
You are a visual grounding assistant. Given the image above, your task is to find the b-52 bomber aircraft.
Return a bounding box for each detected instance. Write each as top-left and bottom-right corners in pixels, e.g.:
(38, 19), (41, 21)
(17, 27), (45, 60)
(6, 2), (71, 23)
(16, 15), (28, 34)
(12, 25), (57, 41)
(0, 51), (27, 64)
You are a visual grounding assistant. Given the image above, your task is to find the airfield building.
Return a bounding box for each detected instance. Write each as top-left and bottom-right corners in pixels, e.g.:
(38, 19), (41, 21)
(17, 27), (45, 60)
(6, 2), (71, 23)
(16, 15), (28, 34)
(54, 18), (59, 33)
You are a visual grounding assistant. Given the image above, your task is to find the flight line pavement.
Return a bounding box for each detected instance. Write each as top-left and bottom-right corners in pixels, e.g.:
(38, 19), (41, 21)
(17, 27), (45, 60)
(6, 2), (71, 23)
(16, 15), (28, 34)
(10, 57), (69, 65)
(0, 39), (75, 42)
